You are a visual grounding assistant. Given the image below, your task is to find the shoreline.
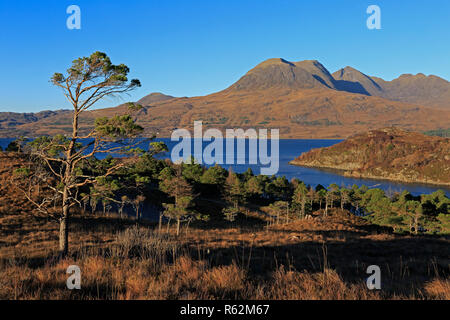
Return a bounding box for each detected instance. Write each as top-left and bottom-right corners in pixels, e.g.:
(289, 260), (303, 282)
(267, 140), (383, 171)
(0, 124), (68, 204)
(289, 161), (450, 188)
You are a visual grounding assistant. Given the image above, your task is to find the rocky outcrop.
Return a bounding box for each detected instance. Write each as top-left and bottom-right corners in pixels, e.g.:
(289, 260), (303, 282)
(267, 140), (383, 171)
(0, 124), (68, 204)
(290, 128), (450, 186)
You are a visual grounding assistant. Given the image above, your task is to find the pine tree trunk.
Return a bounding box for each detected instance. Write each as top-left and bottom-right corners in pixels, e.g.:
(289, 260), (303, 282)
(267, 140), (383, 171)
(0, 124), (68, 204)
(59, 188), (70, 257)
(185, 220), (191, 235)
(414, 215), (419, 235)
(301, 200), (305, 218)
(176, 218), (181, 236)
(59, 215), (68, 257)
(57, 100), (78, 258)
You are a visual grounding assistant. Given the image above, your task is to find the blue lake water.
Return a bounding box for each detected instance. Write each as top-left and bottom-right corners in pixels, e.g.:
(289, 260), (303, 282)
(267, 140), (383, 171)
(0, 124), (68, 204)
(1, 138), (449, 196)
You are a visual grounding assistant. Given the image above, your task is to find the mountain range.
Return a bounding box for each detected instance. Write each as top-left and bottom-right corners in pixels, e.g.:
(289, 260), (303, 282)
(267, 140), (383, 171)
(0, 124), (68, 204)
(1, 58), (450, 138)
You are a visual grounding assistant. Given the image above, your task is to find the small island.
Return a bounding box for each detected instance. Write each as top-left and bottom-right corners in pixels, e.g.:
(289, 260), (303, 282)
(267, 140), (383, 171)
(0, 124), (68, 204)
(290, 127), (450, 186)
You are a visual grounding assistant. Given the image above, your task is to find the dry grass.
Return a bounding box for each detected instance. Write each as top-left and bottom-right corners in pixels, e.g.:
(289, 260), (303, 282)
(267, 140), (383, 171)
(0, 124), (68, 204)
(0, 250), (379, 300)
(0, 208), (449, 300)
(423, 278), (450, 299)
(259, 266), (381, 300)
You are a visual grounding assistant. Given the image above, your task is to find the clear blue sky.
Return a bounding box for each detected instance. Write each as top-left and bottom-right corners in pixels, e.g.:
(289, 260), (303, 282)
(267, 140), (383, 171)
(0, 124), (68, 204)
(1, 0), (449, 112)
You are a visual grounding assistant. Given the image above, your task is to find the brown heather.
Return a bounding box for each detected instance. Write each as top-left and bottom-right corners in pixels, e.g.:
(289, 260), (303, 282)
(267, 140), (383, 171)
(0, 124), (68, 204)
(0, 209), (449, 300)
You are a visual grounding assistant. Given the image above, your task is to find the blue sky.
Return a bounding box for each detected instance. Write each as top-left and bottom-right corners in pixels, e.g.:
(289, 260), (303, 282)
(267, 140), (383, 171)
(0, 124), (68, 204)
(0, 0), (449, 112)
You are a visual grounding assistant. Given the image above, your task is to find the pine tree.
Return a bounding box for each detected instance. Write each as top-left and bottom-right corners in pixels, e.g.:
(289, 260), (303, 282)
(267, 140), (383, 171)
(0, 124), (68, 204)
(292, 182), (308, 218)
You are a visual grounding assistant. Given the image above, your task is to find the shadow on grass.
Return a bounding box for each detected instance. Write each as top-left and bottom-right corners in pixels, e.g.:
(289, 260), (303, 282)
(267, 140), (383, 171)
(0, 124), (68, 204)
(188, 233), (449, 296)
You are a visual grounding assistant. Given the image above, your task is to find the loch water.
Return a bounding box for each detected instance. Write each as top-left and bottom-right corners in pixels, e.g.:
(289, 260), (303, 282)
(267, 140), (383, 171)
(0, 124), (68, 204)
(1, 138), (449, 196)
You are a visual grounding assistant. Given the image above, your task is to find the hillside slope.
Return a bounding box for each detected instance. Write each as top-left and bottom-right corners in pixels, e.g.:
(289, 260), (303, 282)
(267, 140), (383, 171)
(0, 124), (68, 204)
(1, 58), (450, 138)
(290, 128), (450, 185)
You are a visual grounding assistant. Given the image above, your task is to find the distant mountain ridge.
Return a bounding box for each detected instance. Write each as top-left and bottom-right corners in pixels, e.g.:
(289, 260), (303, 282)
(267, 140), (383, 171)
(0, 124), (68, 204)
(137, 92), (175, 106)
(332, 66), (384, 96)
(0, 110), (70, 131)
(332, 67), (450, 109)
(229, 58), (450, 110)
(1, 58), (450, 138)
(230, 59), (337, 91)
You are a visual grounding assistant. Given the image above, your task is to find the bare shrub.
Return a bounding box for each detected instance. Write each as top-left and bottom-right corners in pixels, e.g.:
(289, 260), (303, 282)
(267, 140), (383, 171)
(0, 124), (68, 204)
(112, 225), (180, 265)
(202, 263), (247, 298)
